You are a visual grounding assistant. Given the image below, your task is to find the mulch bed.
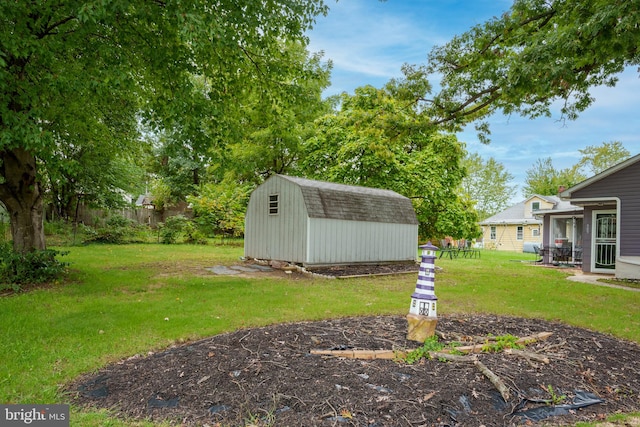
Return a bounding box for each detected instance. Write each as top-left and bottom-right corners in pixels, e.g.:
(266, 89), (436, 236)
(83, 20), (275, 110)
(68, 314), (640, 426)
(305, 262), (420, 278)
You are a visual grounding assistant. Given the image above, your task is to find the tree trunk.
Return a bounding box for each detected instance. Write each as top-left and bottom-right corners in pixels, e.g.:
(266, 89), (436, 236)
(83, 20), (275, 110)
(0, 148), (46, 253)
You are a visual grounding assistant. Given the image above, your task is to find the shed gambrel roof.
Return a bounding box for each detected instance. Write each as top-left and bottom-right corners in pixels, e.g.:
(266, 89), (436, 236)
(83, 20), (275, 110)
(277, 175), (418, 225)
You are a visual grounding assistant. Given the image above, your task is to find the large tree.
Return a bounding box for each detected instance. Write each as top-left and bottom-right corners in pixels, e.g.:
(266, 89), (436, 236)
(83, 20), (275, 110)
(0, 0), (327, 253)
(577, 141), (631, 175)
(301, 76), (480, 240)
(425, 0), (640, 138)
(460, 153), (516, 220)
(522, 157), (586, 197)
(212, 42), (332, 184)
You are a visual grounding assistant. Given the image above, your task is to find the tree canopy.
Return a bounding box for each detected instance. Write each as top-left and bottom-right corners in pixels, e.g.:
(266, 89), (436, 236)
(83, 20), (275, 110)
(460, 153), (516, 220)
(577, 141), (631, 175)
(300, 76), (480, 240)
(0, 0), (327, 252)
(522, 157), (586, 197)
(522, 141), (631, 197)
(425, 0), (640, 139)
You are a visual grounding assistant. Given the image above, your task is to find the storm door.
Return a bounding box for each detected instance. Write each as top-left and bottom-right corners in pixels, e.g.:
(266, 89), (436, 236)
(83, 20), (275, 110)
(592, 211), (617, 272)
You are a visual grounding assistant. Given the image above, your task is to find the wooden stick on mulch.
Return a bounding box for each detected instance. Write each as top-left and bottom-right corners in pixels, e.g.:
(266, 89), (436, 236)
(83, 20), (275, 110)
(428, 352), (511, 401)
(308, 349), (408, 360)
(504, 348), (551, 364)
(474, 360), (511, 401)
(442, 332), (553, 354)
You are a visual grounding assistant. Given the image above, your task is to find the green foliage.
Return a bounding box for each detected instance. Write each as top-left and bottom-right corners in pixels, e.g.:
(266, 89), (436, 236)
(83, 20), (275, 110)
(481, 334), (523, 353)
(0, 0), (329, 253)
(187, 183), (252, 237)
(404, 336), (445, 364)
(148, 179), (173, 212)
(210, 43), (333, 184)
(182, 221), (208, 245)
(84, 215), (137, 244)
(543, 385), (567, 405)
(523, 157), (586, 197)
(0, 243), (68, 291)
(522, 141), (631, 197)
(460, 153), (516, 220)
(158, 215), (190, 244)
(577, 141), (631, 175)
(301, 75), (480, 239)
(426, 0), (640, 138)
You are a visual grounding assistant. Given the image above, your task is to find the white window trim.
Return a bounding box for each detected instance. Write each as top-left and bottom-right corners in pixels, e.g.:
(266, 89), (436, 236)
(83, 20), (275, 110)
(268, 194), (279, 215)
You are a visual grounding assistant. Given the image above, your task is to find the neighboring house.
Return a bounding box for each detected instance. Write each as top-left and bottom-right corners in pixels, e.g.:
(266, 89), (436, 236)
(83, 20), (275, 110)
(556, 153), (640, 279)
(244, 175), (419, 266)
(479, 195), (576, 252)
(135, 194), (155, 209)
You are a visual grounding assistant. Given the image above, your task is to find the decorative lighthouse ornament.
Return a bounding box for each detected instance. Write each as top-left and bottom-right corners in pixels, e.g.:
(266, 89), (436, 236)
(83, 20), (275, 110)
(406, 242), (438, 342)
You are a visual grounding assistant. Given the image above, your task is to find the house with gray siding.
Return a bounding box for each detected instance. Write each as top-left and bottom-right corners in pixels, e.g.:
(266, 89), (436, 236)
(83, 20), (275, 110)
(244, 175), (419, 266)
(557, 153), (640, 279)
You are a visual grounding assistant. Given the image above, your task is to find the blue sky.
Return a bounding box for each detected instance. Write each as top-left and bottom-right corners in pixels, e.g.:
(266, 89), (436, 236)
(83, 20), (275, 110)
(306, 0), (640, 200)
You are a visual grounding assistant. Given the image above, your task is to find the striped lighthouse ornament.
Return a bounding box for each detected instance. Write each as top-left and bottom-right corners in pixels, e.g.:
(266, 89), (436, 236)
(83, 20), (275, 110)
(406, 242), (438, 342)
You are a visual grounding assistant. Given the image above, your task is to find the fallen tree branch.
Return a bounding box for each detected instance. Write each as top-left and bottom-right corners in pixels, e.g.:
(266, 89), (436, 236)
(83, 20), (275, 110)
(443, 332), (553, 354)
(474, 360), (510, 402)
(429, 352), (477, 363)
(504, 348), (550, 364)
(309, 349), (407, 360)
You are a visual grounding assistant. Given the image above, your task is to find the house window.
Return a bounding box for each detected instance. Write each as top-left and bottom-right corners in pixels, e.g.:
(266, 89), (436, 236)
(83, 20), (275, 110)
(516, 226), (524, 240)
(531, 202), (540, 211)
(268, 194), (279, 215)
(490, 226), (496, 240)
(532, 227), (540, 237)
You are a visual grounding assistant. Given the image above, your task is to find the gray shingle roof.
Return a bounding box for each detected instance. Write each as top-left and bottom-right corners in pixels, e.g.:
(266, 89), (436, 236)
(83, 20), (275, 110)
(479, 201), (541, 225)
(479, 195), (580, 225)
(278, 175), (418, 225)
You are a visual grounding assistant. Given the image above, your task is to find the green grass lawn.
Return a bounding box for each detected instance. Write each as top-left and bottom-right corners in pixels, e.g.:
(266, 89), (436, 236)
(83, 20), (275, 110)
(1, 244), (638, 426)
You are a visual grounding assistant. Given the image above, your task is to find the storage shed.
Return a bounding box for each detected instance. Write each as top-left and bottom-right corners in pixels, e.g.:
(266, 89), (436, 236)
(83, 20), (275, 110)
(244, 175), (419, 266)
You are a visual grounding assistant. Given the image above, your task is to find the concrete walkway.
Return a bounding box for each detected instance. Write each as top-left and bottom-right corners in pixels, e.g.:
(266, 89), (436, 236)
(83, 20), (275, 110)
(205, 264), (273, 275)
(567, 271), (640, 291)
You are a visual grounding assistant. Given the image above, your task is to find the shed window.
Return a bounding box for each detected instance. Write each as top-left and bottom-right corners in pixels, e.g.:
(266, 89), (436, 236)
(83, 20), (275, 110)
(268, 194), (279, 215)
(516, 226), (524, 240)
(490, 226), (496, 240)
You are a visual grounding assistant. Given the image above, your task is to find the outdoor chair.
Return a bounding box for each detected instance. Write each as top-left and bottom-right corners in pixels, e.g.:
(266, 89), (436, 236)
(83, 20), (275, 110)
(462, 240), (480, 258)
(552, 246), (571, 265)
(572, 248), (583, 265)
(438, 240), (457, 259)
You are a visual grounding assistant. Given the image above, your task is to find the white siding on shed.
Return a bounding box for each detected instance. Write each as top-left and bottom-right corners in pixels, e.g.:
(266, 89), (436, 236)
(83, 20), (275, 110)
(244, 175), (419, 266)
(244, 176), (308, 263)
(306, 218), (418, 265)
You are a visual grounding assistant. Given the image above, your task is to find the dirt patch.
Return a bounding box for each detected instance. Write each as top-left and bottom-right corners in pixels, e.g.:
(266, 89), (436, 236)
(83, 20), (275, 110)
(68, 314), (640, 426)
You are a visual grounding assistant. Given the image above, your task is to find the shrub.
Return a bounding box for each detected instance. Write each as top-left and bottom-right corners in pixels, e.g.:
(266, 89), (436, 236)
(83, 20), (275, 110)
(183, 221), (208, 245)
(84, 215), (136, 244)
(158, 215), (189, 244)
(0, 243), (69, 292)
(187, 182), (251, 237)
